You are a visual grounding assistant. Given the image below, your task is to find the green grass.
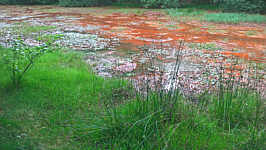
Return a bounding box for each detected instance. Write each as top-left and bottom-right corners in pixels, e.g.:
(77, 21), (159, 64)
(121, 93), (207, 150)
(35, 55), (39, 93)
(111, 2), (143, 8)
(245, 30), (258, 36)
(0, 47), (265, 149)
(24, 25), (56, 33)
(0, 48), (132, 149)
(203, 13), (266, 24)
(11, 23), (56, 35)
(106, 8), (145, 15)
(188, 42), (221, 51)
(183, 4), (219, 11)
(166, 8), (207, 22)
(167, 8), (206, 19)
(167, 8), (266, 24)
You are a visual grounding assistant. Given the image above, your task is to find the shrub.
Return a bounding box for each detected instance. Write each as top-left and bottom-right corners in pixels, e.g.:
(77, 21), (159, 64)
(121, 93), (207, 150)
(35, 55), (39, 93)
(1, 38), (53, 88)
(58, 0), (111, 7)
(0, 0), (58, 5)
(140, 0), (183, 8)
(217, 0), (266, 14)
(38, 0), (58, 4)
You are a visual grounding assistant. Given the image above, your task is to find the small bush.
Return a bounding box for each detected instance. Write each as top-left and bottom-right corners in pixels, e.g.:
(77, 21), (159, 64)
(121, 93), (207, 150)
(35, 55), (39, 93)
(1, 38), (57, 88)
(2, 41), (48, 87)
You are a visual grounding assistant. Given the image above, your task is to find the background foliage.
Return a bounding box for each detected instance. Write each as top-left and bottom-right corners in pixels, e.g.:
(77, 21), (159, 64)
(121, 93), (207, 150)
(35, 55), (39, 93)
(58, 0), (111, 7)
(0, 0), (265, 13)
(217, 0), (266, 13)
(140, 0), (182, 8)
(0, 0), (58, 4)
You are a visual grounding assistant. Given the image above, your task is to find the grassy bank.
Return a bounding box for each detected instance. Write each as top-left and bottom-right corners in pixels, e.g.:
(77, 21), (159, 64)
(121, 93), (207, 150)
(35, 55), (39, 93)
(167, 8), (266, 24)
(0, 48), (265, 150)
(0, 48), (131, 149)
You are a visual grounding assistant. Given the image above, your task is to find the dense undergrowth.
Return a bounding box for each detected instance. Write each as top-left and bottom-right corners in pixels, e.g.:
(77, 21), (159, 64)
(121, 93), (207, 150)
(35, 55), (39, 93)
(0, 46), (265, 150)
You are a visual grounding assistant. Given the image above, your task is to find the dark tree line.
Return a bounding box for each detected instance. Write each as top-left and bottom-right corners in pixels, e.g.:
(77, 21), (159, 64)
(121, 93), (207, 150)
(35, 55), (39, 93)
(0, 0), (265, 14)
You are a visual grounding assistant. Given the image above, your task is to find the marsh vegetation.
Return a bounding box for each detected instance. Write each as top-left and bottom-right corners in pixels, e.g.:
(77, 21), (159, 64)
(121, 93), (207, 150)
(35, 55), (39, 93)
(0, 1), (265, 150)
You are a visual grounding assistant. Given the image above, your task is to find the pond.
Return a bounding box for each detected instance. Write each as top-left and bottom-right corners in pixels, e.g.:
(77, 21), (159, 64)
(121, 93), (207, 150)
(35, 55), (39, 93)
(0, 5), (265, 97)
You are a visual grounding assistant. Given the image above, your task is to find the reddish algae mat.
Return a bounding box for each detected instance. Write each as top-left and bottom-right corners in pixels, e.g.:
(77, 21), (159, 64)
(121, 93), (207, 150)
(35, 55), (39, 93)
(0, 5), (265, 96)
(0, 5), (265, 62)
